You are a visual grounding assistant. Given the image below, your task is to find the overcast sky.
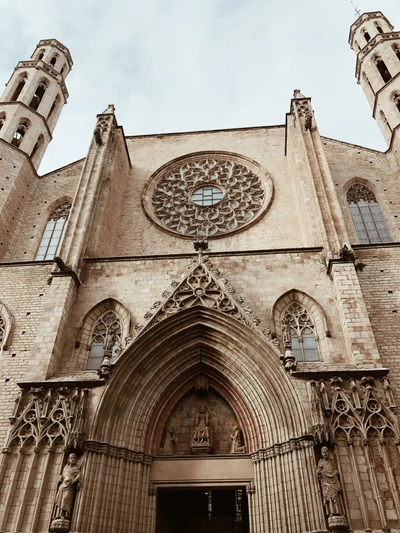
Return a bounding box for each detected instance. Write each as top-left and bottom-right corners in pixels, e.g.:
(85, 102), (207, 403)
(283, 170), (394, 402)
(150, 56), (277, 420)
(1, 0), (399, 175)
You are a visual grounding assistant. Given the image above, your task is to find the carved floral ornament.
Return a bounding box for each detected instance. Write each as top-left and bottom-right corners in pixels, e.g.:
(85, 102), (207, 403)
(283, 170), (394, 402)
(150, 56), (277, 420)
(143, 153), (273, 238)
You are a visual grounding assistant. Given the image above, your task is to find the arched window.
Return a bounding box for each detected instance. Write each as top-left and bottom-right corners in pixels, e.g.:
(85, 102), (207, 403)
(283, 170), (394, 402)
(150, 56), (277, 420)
(374, 56), (392, 83)
(36, 49), (45, 61)
(87, 311), (122, 370)
(35, 201), (71, 260)
(31, 134), (44, 159)
(29, 80), (48, 111)
(282, 303), (319, 362)
(362, 72), (375, 95)
(375, 22), (383, 33)
(0, 313), (5, 349)
(49, 54), (58, 68)
(393, 44), (400, 61)
(60, 64), (66, 75)
(363, 30), (371, 43)
(11, 120), (29, 147)
(394, 92), (400, 113)
(0, 112), (5, 131)
(10, 74), (27, 102)
(380, 110), (392, 135)
(347, 183), (391, 244)
(48, 94), (60, 120)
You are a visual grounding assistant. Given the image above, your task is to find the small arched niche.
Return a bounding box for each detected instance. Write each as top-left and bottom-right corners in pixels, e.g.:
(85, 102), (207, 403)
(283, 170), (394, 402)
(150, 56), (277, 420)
(159, 376), (245, 457)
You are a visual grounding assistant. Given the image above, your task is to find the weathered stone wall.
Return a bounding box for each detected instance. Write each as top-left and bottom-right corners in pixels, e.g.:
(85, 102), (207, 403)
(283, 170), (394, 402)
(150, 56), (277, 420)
(0, 263), (52, 443)
(3, 159), (83, 261)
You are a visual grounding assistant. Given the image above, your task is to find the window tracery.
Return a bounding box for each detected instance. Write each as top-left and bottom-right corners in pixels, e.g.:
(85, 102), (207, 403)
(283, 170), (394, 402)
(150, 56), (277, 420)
(347, 183), (390, 244)
(149, 156), (268, 237)
(0, 314), (5, 348)
(36, 201), (71, 260)
(87, 311), (122, 370)
(282, 303), (319, 362)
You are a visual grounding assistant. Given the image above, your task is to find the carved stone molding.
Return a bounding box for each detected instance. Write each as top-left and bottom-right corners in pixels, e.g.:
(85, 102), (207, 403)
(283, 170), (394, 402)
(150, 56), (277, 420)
(308, 376), (400, 444)
(84, 440), (153, 465)
(16, 60), (69, 99)
(251, 435), (314, 463)
(4, 387), (88, 451)
(136, 251), (271, 345)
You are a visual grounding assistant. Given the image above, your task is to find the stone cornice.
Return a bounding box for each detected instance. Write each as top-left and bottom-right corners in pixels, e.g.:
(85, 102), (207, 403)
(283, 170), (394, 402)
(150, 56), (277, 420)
(0, 100), (53, 140)
(85, 440), (153, 465)
(34, 38), (73, 69)
(251, 435), (314, 463)
(348, 12), (393, 45)
(372, 71), (400, 119)
(16, 59), (69, 100)
(355, 32), (400, 80)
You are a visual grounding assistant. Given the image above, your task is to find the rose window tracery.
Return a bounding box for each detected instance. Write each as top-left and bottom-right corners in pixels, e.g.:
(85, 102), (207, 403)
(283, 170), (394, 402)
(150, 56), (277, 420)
(147, 156), (271, 237)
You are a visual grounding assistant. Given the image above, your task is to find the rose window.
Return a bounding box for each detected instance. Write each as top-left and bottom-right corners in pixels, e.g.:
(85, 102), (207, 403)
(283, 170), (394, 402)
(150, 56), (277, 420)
(145, 155), (272, 238)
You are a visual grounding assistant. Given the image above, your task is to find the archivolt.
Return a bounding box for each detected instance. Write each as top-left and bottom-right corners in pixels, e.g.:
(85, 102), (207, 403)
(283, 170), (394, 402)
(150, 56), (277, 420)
(90, 307), (308, 453)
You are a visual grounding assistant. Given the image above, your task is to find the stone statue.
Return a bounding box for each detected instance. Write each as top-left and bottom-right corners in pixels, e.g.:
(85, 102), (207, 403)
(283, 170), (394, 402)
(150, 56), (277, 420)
(317, 447), (343, 517)
(191, 404), (213, 454)
(230, 425), (245, 453)
(54, 453), (81, 519)
(160, 430), (176, 455)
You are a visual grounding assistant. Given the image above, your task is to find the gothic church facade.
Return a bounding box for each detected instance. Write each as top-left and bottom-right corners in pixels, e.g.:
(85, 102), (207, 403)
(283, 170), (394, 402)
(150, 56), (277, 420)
(0, 10), (400, 533)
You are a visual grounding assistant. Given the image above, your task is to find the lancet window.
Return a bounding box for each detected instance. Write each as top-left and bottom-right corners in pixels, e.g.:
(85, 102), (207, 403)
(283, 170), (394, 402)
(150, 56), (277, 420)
(362, 72), (375, 95)
(363, 30), (371, 43)
(49, 54), (58, 67)
(375, 22), (383, 33)
(10, 74), (27, 102)
(0, 314), (5, 349)
(393, 44), (400, 61)
(374, 56), (392, 83)
(380, 110), (392, 133)
(394, 92), (400, 113)
(347, 183), (391, 244)
(31, 134), (44, 160)
(0, 112), (5, 131)
(282, 303), (319, 362)
(36, 201), (71, 260)
(48, 94), (60, 120)
(29, 79), (48, 111)
(11, 120), (29, 147)
(87, 311), (122, 370)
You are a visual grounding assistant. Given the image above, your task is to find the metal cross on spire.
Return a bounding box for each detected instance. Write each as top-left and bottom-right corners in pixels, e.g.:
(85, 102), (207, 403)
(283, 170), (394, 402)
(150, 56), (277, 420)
(350, 0), (361, 17)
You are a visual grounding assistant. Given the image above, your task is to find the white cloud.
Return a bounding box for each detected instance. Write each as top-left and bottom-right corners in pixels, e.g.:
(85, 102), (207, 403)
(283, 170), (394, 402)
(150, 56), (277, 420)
(1, 0), (399, 174)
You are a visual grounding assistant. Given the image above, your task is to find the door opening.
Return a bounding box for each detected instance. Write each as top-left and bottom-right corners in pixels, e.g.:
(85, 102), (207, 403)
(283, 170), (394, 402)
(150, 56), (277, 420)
(155, 487), (249, 533)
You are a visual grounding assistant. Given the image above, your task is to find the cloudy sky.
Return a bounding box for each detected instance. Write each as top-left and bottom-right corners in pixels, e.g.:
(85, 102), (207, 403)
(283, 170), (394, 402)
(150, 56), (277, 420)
(1, 0), (399, 175)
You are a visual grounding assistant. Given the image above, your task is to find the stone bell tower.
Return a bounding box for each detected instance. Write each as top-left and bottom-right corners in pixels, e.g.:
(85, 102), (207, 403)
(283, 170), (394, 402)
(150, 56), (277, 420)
(349, 11), (400, 148)
(0, 39), (72, 168)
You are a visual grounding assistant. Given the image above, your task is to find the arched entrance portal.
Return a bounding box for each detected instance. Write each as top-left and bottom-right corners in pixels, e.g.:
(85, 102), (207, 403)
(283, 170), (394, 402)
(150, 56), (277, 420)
(72, 307), (325, 533)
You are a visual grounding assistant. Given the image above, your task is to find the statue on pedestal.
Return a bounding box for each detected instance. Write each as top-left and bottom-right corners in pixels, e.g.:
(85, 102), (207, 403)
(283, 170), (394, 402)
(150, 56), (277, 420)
(49, 453), (81, 533)
(191, 404), (213, 454)
(317, 446), (349, 532)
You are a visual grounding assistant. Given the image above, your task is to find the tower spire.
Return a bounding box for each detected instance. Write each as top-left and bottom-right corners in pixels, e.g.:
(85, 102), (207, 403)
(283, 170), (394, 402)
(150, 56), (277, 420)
(0, 39), (72, 169)
(349, 11), (400, 149)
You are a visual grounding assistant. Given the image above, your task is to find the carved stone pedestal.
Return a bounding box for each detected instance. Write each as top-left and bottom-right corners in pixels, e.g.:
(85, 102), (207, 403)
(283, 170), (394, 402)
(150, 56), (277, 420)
(190, 442), (213, 455)
(49, 517), (71, 533)
(327, 514), (349, 532)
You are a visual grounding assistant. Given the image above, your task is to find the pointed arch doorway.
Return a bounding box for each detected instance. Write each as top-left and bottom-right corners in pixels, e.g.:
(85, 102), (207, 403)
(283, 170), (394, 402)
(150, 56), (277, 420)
(74, 307), (325, 533)
(156, 486), (250, 533)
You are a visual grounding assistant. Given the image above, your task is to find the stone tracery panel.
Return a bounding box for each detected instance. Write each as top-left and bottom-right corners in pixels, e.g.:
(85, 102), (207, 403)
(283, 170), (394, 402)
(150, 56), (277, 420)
(143, 153), (273, 238)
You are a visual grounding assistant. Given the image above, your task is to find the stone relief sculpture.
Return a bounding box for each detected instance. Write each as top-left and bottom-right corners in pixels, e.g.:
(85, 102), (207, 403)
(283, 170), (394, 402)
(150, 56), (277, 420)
(317, 446), (349, 532)
(191, 404), (213, 454)
(160, 430), (176, 455)
(50, 453), (81, 533)
(230, 425), (246, 453)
